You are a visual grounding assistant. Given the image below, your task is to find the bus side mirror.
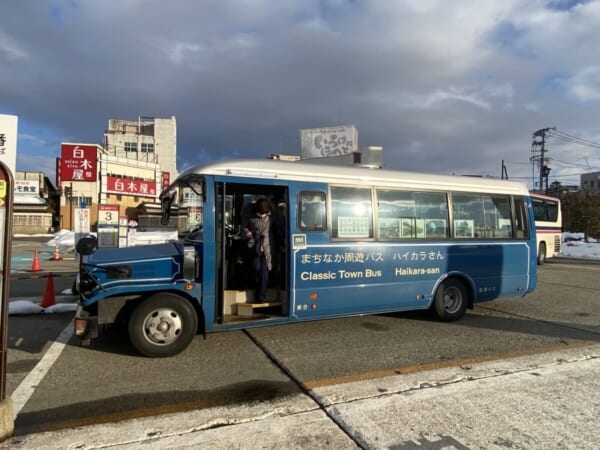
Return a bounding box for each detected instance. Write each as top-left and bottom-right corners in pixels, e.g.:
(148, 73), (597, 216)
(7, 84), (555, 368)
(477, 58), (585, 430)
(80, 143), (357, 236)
(76, 235), (97, 256)
(160, 189), (175, 226)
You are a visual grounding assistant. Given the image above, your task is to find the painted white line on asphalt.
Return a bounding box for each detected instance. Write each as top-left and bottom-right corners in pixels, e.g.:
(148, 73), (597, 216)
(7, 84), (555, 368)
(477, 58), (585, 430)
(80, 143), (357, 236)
(11, 320), (74, 419)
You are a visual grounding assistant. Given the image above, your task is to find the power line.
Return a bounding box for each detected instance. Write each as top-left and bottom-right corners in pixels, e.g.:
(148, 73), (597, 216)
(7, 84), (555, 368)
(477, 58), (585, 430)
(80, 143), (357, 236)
(548, 157), (593, 169)
(548, 129), (600, 148)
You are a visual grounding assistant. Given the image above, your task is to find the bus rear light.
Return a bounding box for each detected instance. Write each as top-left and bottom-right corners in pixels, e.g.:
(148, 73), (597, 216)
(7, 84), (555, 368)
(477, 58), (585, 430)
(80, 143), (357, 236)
(310, 293), (318, 300)
(311, 303), (317, 310)
(74, 319), (87, 336)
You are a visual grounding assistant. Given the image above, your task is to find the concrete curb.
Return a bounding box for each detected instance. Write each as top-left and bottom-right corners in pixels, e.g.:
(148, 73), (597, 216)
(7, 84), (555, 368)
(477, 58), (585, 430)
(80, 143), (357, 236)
(0, 399), (14, 442)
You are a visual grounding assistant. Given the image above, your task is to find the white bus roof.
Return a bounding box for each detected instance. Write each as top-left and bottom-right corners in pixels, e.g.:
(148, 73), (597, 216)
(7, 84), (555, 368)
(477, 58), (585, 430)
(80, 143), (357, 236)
(529, 192), (560, 201)
(177, 159), (530, 195)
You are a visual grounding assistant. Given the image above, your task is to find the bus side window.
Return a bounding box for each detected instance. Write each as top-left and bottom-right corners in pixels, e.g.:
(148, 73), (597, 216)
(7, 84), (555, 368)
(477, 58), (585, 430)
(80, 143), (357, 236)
(331, 186), (373, 239)
(513, 197), (529, 239)
(298, 191), (326, 231)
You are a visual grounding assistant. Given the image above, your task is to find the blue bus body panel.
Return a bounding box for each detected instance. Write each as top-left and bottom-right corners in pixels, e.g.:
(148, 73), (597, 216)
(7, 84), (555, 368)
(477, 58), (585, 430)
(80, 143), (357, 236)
(80, 242), (186, 307)
(288, 241), (534, 320)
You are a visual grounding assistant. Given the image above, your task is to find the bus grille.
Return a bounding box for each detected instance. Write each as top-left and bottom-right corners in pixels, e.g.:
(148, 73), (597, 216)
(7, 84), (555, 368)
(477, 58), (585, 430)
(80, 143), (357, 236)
(554, 235), (561, 253)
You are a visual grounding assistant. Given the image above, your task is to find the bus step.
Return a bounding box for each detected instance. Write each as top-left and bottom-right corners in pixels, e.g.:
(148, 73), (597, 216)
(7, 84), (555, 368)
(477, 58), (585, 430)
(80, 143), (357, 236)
(236, 302), (282, 317)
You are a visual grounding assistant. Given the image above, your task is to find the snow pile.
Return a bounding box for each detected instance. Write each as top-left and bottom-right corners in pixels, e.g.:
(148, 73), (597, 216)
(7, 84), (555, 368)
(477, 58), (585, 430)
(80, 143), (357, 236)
(8, 301), (44, 315)
(43, 229), (96, 249)
(560, 232), (600, 260)
(9, 300), (77, 315)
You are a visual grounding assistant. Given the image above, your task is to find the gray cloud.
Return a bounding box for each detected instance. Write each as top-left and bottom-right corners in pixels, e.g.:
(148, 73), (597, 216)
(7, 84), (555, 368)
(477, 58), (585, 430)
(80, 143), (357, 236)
(2, 0), (600, 187)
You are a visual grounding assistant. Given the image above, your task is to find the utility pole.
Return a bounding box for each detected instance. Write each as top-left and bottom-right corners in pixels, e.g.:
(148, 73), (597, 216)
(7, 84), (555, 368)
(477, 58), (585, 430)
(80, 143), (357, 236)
(530, 127), (555, 193)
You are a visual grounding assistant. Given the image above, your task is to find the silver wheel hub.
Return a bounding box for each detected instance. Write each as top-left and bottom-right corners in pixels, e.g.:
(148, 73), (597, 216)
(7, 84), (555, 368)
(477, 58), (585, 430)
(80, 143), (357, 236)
(443, 287), (462, 314)
(142, 308), (183, 346)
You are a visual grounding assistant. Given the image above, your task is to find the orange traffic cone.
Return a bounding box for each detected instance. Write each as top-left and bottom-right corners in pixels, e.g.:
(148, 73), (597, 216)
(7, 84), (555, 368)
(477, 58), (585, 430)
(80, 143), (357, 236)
(49, 244), (62, 261)
(41, 273), (56, 308)
(30, 250), (43, 272)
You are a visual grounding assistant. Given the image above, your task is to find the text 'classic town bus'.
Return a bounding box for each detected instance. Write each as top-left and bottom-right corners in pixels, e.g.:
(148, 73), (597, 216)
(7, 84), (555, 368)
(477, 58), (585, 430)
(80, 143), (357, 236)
(74, 160), (537, 357)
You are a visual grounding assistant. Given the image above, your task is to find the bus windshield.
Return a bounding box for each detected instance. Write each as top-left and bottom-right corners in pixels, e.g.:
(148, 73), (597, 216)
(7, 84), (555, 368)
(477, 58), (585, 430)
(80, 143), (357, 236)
(161, 175), (204, 231)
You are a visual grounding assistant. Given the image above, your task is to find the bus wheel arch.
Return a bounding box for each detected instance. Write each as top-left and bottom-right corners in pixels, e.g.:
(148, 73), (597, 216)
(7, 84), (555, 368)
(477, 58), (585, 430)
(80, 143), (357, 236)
(537, 242), (546, 265)
(128, 292), (198, 358)
(433, 277), (470, 322)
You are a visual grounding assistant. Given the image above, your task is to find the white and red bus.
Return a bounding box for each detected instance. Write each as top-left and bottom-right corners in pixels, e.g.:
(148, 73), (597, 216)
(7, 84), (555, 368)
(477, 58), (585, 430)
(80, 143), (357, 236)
(530, 193), (562, 265)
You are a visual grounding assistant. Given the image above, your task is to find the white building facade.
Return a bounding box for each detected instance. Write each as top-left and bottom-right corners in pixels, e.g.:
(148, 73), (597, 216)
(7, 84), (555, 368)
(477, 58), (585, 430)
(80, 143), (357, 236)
(57, 116), (177, 231)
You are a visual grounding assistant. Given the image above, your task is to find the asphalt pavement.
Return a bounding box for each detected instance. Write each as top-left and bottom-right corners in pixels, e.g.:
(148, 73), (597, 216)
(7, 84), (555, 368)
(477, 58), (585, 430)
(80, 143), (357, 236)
(4, 242), (600, 448)
(1, 343), (599, 449)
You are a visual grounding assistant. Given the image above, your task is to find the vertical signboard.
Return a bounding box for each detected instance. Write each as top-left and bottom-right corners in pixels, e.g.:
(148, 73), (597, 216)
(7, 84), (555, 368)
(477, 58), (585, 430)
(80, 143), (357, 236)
(0, 161), (14, 435)
(161, 171), (170, 192)
(300, 125), (358, 159)
(59, 144), (98, 182)
(0, 115), (18, 176)
(97, 205), (120, 248)
(73, 208), (90, 259)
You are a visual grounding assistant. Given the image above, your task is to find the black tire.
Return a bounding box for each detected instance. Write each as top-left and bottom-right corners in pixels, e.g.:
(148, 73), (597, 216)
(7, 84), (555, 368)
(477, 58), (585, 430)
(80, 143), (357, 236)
(128, 293), (198, 357)
(537, 242), (546, 265)
(433, 278), (468, 322)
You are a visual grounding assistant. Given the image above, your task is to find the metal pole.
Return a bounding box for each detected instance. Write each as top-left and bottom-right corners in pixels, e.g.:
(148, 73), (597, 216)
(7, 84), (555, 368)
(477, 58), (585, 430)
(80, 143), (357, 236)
(0, 161), (15, 437)
(69, 182), (73, 231)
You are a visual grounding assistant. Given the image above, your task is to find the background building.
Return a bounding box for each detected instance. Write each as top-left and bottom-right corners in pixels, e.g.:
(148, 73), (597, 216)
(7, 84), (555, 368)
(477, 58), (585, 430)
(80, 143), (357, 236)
(57, 116), (177, 232)
(581, 171), (600, 194)
(104, 116), (177, 180)
(13, 171), (57, 234)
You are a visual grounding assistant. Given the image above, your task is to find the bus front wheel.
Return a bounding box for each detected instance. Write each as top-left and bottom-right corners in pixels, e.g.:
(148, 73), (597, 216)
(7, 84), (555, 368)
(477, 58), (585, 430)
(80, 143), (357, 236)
(434, 278), (468, 322)
(128, 293), (198, 358)
(537, 242), (546, 265)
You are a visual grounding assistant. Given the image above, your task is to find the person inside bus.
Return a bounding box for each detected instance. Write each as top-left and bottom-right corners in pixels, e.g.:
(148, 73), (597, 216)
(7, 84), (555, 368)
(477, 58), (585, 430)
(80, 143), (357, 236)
(243, 197), (274, 302)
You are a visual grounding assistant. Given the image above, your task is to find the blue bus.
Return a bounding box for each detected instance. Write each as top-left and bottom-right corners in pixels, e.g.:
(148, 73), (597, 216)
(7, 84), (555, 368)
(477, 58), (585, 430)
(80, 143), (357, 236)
(75, 159), (537, 357)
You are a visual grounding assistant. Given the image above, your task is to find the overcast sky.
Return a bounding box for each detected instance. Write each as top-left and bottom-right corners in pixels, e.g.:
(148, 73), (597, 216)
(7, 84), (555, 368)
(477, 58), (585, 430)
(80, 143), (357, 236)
(2, 0), (600, 189)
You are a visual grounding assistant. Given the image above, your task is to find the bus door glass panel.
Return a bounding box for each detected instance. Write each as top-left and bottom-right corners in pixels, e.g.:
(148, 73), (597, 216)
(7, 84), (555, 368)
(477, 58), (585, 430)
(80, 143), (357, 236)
(298, 191), (326, 231)
(331, 186), (373, 239)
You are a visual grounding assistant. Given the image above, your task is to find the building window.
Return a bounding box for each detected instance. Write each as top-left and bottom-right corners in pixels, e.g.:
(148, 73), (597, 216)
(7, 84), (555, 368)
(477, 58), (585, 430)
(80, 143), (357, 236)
(125, 142), (137, 152)
(67, 196), (92, 207)
(141, 143), (154, 153)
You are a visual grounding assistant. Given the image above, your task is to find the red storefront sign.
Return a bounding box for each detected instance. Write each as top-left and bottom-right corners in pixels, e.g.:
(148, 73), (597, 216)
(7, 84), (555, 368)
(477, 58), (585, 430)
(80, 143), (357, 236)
(106, 176), (157, 198)
(60, 144), (97, 182)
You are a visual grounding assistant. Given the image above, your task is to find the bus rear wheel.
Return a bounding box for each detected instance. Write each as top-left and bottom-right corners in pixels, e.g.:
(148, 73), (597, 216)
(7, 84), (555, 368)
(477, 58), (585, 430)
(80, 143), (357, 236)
(128, 293), (198, 358)
(434, 278), (468, 322)
(537, 242), (546, 265)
